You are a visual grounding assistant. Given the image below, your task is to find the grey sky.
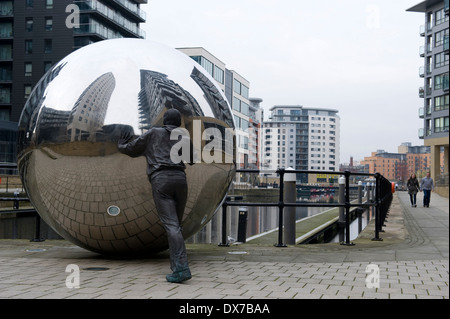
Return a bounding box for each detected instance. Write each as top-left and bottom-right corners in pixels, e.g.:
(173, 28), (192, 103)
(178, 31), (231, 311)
(140, 0), (425, 163)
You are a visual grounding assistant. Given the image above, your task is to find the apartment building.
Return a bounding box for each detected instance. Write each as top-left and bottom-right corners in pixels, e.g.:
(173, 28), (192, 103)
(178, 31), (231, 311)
(407, 0), (449, 192)
(177, 47), (263, 175)
(0, 0), (147, 171)
(262, 105), (340, 183)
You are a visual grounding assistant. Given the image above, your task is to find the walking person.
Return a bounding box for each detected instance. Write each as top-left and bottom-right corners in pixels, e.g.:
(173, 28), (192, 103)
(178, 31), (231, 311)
(420, 171), (434, 208)
(406, 173), (420, 207)
(117, 108), (193, 283)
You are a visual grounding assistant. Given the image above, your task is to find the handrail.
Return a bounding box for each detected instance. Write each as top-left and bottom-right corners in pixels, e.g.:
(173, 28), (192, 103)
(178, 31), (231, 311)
(219, 169), (393, 247)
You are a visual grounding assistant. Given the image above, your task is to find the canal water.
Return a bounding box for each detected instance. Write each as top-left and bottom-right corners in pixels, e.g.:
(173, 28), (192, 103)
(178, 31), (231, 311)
(189, 204), (375, 245)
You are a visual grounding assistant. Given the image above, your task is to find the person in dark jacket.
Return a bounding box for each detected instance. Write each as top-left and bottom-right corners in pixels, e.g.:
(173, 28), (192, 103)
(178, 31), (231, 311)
(117, 108), (192, 283)
(406, 173), (420, 207)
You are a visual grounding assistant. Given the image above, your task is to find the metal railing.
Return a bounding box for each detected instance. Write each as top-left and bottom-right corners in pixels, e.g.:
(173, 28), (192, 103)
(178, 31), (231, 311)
(219, 169), (393, 247)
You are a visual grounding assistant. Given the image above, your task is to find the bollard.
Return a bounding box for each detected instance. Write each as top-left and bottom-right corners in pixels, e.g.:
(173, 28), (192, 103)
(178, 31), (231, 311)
(30, 214), (45, 242)
(275, 169), (287, 247)
(284, 167), (296, 245)
(338, 176), (345, 224)
(341, 171), (355, 246)
(219, 202), (229, 246)
(237, 207), (248, 243)
(358, 181), (363, 204)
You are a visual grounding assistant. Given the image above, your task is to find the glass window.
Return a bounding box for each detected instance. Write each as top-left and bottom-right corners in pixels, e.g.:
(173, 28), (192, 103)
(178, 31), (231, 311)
(434, 116), (449, 133)
(25, 63), (32, 76)
(46, 0), (53, 9)
(434, 73), (449, 90)
(241, 84), (249, 99)
(233, 79), (241, 95)
(435, 95), (449, 111)
(241, 119), (249, 132)
(25, 40), (32, 54)
(0, 108), (9, 121)
(24, 85), (32, 99)
(0, 86), (11, 104)
(213, 65), (224, 84)
(44, 61), (52, 73)
(435, 29), (449, 47)
(240, 102), (249, 116)
(200, 57), (213, 76)
(0, 22), (12, 38)
(435, 8), (449, 26)
(44, 39), (52, 53)
(26, 18), (33, 32)
(26, 0), (33, 8)
(233, 97), (241, 112)
(0, 1), (13, 16)
(45, 17), (53, 31)
(0, 44), (12, 59)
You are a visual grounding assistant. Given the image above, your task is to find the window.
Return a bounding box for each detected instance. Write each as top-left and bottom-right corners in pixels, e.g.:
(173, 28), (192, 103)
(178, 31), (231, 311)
(434, 73), (449, 90)
(25, 40), (32, 54)
(213, 65), (224, 84)
(435, 52), (449, 69)
(435, 29), (449, 47)
(435, 8), (449, 26)
(24, 85), (32, 99)
(0, 108), (9, 121)
(46, 0), (53, 9)
(0, 86), (11, 104)
(435, 95), (449, 111)
(25, 63), (32, 77)
(0, 22), (12, 38)
(233, 78), (241, 95)
(0, 1), (13, 16)
(26, 0), (33, 8)
(233, 96), (241, 112)
(434, 117), (449, 133)
(44, 39), (52, 53)
(26, 18), (33, 32)
(45, 17), (53, 31)
(44, 61), (52, 73)
(0, 44), (12, 59)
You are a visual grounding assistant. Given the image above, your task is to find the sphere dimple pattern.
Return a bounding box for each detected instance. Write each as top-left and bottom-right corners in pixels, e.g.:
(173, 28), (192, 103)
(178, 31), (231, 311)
(17, 39), (236, 256)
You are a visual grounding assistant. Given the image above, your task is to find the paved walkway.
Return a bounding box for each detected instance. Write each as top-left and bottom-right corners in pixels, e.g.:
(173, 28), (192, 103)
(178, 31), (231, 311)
(0, 191), (448, 300)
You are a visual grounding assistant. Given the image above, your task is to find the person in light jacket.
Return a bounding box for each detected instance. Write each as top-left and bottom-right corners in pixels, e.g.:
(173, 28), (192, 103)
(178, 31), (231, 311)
(420, 171), (434, 208)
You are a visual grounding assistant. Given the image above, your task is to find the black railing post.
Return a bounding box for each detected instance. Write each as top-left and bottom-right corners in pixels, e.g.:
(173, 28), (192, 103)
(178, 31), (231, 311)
(372, 173), (383, 241)
(218, 201), (229, 246)
(341, 170), (354, 246)
(30, 213), (45, 242)
(275, 169), (287, 247)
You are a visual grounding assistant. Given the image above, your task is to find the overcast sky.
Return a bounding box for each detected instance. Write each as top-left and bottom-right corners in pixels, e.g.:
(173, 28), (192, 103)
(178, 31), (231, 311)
(140, 0), (425, 164)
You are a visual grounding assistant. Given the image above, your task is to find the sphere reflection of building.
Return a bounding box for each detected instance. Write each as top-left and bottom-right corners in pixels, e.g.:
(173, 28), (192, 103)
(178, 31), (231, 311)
(17, 39), (236, 256)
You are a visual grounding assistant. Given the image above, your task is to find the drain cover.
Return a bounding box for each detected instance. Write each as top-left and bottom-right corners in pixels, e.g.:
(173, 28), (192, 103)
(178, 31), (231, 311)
(83, 267), (110, 271)
(228, 251), (248, 255)
(26, 248), (47, 252)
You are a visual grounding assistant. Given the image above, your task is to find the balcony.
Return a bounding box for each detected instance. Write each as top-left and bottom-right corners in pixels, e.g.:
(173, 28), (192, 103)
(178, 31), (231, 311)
(419, 66), (424, 78)
(420, 24), (425, 36)
(419, 87), (424, 98)
(75, 0), (146, 38)
(418, 107), (424, 118)
(418, 128), (424, 139)
(419, 45), (425, 57)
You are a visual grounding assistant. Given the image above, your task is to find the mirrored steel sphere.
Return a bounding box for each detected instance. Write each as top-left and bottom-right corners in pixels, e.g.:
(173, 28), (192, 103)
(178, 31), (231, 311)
(17, 39), (235, 256)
